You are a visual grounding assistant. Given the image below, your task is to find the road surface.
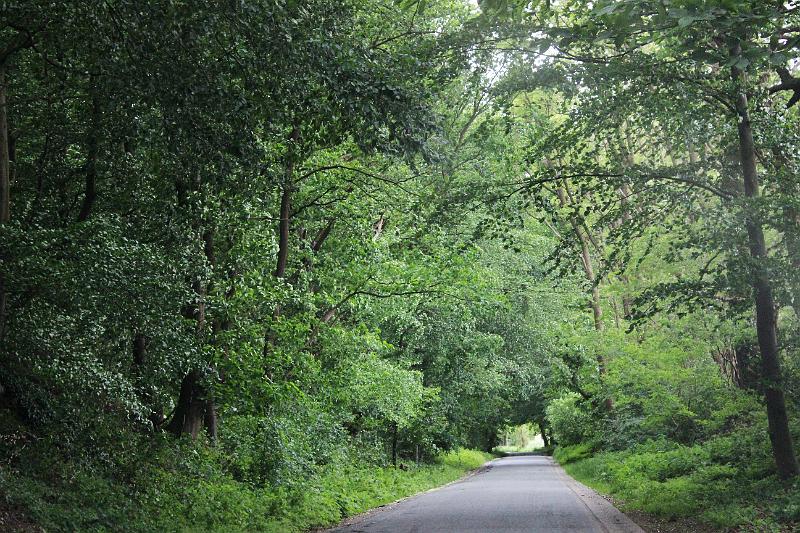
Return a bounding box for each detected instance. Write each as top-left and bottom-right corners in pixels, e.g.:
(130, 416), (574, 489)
(326, 454), (644, 533)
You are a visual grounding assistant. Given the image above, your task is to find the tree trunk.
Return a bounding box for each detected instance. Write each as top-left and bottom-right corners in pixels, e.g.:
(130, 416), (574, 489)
(537, 419), (550, 448)
(264, 183), (291, 356)
(556, 187), (604, 331)
(133, 333), (146, 366)
(0, 27), (35, 345)
(621, 283), (633, 318)
(204, 398), (218, 442)
(0, 66), (9, 342)
(199, 230), (217, 442)
(274, 183), (291, 279)
(556, 184), (612, 410)
(391, 422), (398, 467)
(265, 128), (300, 360)
(610, 298), (621, 330)
(169, 183), (217, 441)
(617, 136), (635, 318)
(167, 370), (206, 439)
(0, 275), (5, 342)
(373, 214), (386, 240)
(274, 127), (299, 280)
(0, 66), (9, 224)
(733, 55), (799, 479)
(169, 269), (212, 439)
(289, 216), (335, 287)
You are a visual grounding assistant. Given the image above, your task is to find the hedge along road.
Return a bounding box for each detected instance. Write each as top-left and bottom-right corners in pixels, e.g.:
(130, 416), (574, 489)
(326, 454), (644, 533)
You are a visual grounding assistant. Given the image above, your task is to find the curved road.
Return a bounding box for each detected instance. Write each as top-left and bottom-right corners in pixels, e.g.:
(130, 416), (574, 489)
(327, 454), (644, 533)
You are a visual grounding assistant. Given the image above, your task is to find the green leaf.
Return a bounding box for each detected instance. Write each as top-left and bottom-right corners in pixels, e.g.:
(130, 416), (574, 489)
(595, 4), (618, 16)
(769, 53), (787, 66)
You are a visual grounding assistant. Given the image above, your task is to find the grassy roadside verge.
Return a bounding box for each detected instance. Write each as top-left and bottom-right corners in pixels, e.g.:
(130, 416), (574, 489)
(1, 448), (493, 533)
(553, 438), (800, 532)
(298, 448), (494, 532)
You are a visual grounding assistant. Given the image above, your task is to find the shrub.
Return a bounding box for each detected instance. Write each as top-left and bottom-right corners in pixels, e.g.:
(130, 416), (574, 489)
(439, 448), (492, 469)
(0, 443), (493, 533)
(546, 394), (593, 446)
(553, 443), (595, 465)
(559, 426), (800, 531)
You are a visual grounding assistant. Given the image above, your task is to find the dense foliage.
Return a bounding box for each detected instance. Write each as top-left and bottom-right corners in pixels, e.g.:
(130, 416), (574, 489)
(1, 0), (800, 531)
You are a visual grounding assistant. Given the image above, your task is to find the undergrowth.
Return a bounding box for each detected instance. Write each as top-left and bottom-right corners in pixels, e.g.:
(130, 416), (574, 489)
(0, 441), (492, 533)
(555, 424), (800, 531)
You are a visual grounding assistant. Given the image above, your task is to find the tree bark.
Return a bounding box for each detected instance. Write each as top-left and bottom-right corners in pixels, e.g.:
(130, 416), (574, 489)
(274, 127), (299, 280)
(0, 66), (9, 342)
(616, 134), (636, 318)
(0, 29), (33, 345)
(168, 266), (213, 439)
(610, 298), (622, 330)
(556, 186), (604, 331)
(556, 184), (612, 410)
(537, 419), (550, 448)
(169, 185), (217, 441)
(733, 54), (799, 479)
(264, 128), (300, 361)
(0, 30), (33, 223)
(0, 67), (14, 353)
(174, 262), (212, 438)
(204, 398), (218, 441)
(133, 333), (146, 366)
(312, 218), (335, 254)
(0, 66), (9, 224)
(391, 422), (398, 467)
(167, 370), (205, 439)
(274, 183), (291, 279)
(77, 92), (100, 222)
(373, 214), (386, 240)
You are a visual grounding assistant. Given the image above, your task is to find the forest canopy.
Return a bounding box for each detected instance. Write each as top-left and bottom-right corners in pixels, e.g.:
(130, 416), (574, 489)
(2, 0), (800, 531)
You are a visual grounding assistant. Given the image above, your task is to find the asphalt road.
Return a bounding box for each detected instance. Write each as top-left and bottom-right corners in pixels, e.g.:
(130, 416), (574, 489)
(327, 454), (644, 533)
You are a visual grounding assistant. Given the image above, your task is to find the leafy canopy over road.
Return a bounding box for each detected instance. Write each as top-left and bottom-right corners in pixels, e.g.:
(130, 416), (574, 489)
(1, 0), (800, 530)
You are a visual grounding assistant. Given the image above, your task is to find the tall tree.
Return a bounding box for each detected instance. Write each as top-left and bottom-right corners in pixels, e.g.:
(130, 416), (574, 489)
(493, 0), (800, 478)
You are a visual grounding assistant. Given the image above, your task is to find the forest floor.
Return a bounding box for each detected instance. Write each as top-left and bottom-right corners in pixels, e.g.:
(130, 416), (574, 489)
(622, 508), (719, 533)
(0, 502), (43, 533)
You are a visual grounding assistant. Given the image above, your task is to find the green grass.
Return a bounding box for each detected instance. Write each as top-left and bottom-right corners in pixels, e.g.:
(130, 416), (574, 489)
(439, 448), (494, 469)
(554, 432), (800, 531)
(559, 452), (613, 495)
(0, 448), (493, 533)
(306, 448), (492, 527)
(552, 442), (594, 464)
